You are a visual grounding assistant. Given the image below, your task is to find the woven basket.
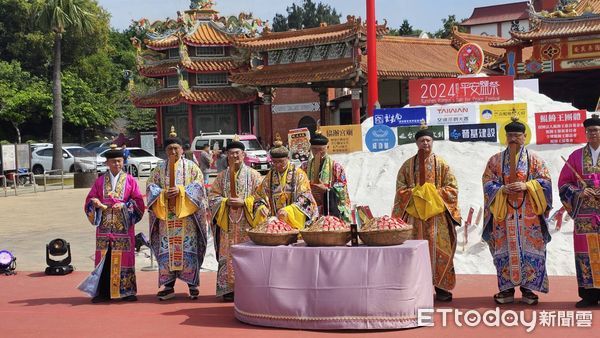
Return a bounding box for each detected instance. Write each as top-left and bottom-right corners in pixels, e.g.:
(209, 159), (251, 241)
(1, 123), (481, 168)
(247, 231), (299, 246)
(358, 228), (413, 246)
(300, 231), (351, 247)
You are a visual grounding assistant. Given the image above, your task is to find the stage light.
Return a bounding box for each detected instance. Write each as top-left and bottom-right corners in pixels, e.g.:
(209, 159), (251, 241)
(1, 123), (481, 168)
(0, 250), (16, 275)
(135, 232), (150, 252)
(45, 238), (74, 275)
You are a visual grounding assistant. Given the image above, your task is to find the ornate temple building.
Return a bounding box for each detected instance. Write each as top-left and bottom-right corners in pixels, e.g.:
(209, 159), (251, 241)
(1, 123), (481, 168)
(130, 1), (259, 146)
(492, 0), (600, 110)
(231, 18), (504, 143)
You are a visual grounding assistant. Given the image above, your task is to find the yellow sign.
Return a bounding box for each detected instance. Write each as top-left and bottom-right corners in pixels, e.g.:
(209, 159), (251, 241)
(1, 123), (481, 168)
(321, 125), (363, 154)
(480, 103), (530, 145)
(480, 103), (527, 124)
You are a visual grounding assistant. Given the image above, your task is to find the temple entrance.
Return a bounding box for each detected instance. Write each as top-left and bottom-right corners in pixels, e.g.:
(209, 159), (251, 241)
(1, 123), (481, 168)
(298, 116), (317, 135)
(537, 69), (600, 112)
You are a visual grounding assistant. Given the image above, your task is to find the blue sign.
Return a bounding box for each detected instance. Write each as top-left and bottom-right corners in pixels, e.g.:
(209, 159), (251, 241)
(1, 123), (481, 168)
(366, 125), (396, 152)
(373, 107), (426, 127)
(448, 123), (497, 142)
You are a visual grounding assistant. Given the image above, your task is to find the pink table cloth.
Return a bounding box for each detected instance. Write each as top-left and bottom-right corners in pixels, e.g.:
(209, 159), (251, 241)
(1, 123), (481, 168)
(232, 240), (433, 330)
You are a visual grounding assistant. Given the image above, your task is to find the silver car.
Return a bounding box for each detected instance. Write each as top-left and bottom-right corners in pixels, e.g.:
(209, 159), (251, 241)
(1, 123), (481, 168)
(31, 146), (98, 174)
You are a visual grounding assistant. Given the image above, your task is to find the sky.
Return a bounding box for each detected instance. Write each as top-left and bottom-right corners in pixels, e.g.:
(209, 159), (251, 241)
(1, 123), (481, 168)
(97, 0), (512, 34)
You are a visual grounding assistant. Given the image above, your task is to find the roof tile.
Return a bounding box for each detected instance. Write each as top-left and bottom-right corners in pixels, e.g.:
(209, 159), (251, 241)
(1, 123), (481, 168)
(132, 87), (256, 107)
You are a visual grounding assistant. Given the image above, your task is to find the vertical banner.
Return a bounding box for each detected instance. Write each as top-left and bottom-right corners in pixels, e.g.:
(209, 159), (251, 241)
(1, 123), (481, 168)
(373, 107), (426, 127)
(287, 128), (311, 162)
(427, 104), (478, 125)
(320, 125), (363, 154)
(397, 125), (445, 145)
(365, 125), (396, 152)
(448, 123), (498, 142)
(535, 110), (587, 144)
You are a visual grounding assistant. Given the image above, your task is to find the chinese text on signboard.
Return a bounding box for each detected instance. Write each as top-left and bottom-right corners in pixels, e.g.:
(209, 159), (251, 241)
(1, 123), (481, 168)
(535, 110), (586, 144)
(448, 123), (498, 142)
(374, 107), (426, 127)
(398, 125), (445, 145)
(321, 125), (363, 154)
(409, 75), (514, 106)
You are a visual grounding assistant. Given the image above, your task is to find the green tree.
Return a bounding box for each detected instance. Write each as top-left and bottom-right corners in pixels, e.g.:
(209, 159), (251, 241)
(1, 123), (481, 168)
(33, 0), (96, 171)
(433, 14), (466, 39)
(273, 0), (341, 32)
(388, 19), (423, 37)
(0, 61), (51, 143)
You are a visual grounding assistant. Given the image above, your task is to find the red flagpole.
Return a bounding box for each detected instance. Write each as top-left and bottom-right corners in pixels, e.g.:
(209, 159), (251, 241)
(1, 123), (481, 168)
(366, 0), (378, 117)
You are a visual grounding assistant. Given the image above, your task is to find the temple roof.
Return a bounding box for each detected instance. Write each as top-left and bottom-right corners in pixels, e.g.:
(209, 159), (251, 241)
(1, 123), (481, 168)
(235, 21), (361, 52)
(139, 58), (245, 77)
(362, 36), (460, 79)
(235, 18), (388, 52)
(511, 14), (600, 40)
(461, 1), (530, 26)
(231, 35), (466, 86)
(577, 0), (600, 14)
(132, 87), (256, 108)
(229, 58), (358, 86)
(145, 21), (235, 50)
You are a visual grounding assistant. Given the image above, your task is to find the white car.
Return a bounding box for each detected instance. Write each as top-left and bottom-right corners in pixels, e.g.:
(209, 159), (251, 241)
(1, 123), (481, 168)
(31, 146), (99, 174)
(97, 147), (162, 177)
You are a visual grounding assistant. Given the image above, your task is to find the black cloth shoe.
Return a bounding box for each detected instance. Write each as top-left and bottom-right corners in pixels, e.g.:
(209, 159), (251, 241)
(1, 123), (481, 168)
(494, 289), (515, 304)
(189, 287), (199, 300)
(435, 287), (452, 302)
(122, 295), (138, 302)
(575, 298), (598, 308)
(222, 292), (235, 302)
(157, 288), (175, 301)
(91, 296), (110, 303)
(520, 287), (539, 305)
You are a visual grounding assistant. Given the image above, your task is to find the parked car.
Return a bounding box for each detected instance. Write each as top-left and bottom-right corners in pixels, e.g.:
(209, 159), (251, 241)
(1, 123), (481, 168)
(97, 147), (161, 177)
(191, 133), (271, 173)
(31, 146), (100, 174)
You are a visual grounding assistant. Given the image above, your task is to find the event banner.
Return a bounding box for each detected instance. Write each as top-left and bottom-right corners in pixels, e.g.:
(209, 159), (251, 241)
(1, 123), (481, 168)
(365, 125), (396, 152)
(321, 125), (363, 154)
(427, 104), (478, 125)
(480, 103), (527, 123)
(448, 123), (498, 142)
(287, 128), (311, 161)
(535, 110), (587, 144)
(373, 107), (426, 127)
(408, 75), (514, 106)
(397, 125), (445, 145)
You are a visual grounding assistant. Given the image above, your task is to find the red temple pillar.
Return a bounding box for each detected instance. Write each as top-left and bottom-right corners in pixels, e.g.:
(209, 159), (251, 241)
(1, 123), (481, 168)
(237, 104), (243, 134)
(351, 88), (361, 124)
(366, 0), (379, 117)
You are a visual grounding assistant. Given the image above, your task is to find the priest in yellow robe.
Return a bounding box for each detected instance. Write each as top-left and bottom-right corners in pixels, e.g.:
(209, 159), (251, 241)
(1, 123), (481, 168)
(209, 137), (262, 301)
(392, 125), (461, 302)
(252, 135), (318, 229)
(147, 128), (209, 301)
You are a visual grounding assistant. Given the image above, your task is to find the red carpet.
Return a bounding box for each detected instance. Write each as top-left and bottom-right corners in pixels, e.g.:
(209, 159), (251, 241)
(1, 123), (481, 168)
(0, 272), (597, 337)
